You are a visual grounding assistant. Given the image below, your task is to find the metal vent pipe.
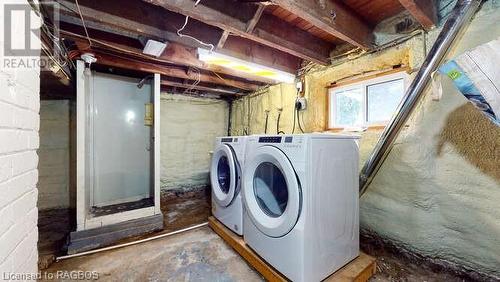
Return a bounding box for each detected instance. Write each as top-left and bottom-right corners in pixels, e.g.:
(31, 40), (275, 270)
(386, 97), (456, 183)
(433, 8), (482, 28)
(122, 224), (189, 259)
(359, 0), (483, 196)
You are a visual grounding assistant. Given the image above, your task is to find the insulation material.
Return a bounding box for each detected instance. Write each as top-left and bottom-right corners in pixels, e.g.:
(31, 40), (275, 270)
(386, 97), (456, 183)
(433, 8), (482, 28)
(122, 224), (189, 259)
(361, 4), (500, 278)
(231, 41), (418, 136)
(160, 94), (228, 190)
(231, 1), (500, 278)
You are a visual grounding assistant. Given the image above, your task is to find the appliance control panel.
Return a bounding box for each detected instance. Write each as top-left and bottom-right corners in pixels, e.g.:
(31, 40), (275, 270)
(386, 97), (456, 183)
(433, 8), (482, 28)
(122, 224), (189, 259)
(258, 136), (282, 143)
(258, 136), (304, 144)
(221, 137), (239, 143)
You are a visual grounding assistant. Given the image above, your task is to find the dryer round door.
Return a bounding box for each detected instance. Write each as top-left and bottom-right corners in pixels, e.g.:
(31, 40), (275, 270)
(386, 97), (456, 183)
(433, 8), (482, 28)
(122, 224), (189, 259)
(243, 146), (301, 238)
(211, 144), (238, 207)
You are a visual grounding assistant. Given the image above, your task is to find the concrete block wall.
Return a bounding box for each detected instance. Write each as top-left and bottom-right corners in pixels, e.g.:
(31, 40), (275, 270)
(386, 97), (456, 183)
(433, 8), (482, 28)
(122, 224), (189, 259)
(0, 70), (40, 276)
(38, 100), (71, 210)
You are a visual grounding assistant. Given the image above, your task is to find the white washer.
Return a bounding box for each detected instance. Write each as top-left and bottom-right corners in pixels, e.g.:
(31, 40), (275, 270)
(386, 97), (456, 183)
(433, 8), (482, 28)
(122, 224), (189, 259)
(242, 134), (360, 282)
(210, 136), (248, 235)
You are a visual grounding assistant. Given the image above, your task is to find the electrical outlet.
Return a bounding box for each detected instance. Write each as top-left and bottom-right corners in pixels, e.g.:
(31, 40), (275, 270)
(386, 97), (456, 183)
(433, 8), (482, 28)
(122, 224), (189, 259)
(296, 97), (307, 111)
(295, 81), (303, 92)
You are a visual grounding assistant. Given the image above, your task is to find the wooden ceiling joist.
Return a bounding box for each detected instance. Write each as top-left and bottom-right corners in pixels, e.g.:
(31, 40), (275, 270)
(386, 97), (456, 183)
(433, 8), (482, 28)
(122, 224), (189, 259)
(246, 4), (266, 33)
(270, 0), (375, 49)
(56, 0), (298, 74)
(88, 51), (259, 91)
(160, 80), (242, 96)
(143, 0), (334, 64)
(61, 25), (276, 85)
(217, 31), (231, 49)
(397, 0), (438, 29)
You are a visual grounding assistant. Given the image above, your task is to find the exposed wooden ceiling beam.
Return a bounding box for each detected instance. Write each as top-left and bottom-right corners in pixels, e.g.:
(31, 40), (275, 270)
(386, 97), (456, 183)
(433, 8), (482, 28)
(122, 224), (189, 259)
(398, 0), (438, 29)
(60, 24), (276, 85)
(270, 0), (374, 49)
(143, 0), (334, 64)
(217, 31), (231, 49)
(221, 35), (301, 74)
(56, 0), (299, 74)
(246, 4), (266, 33)
(160, 79), (242, 96)
(82, 50), (259, 91)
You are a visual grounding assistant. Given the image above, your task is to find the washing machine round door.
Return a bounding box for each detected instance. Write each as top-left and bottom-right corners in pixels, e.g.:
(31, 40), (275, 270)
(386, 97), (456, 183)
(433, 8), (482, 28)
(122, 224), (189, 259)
(243, 146), (301, 238)
(211, 144), (238, 207)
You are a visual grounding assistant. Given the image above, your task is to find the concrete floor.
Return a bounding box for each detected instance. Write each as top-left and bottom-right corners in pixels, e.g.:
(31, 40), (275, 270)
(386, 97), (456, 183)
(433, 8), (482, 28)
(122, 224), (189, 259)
(42, 225), (474, 282)
(38, 188), (482, 281)
(42, 226), (263, 282)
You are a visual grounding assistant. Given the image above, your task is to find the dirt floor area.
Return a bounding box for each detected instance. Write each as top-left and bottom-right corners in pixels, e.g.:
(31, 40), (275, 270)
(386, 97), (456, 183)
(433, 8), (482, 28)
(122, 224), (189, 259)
(38, 189), (486, 281)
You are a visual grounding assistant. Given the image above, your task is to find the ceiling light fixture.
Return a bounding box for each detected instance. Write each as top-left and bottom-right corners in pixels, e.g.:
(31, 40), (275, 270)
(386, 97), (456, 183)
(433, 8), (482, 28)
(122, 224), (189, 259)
(142, 39), (168, 57)
(198, 48), (296, 84)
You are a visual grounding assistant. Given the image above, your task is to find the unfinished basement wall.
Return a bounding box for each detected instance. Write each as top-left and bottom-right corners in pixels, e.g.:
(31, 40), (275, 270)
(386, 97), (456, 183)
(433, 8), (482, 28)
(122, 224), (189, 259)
(0, 3), (41, 274)
(230, 1), (499, 278)
(38, 100), (72, 210)
(361, 3), (500, 278)
(230, 23), (424, 164)
(160, 94), (229, 191)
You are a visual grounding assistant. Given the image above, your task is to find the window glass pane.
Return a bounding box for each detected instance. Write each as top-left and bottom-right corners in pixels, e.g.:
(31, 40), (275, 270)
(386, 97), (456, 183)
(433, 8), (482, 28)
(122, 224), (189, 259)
(253, 162), (288, 218)
(217, 156), (231, 194)
(367, 79), (405, 124)
(334, 87), (364, 127)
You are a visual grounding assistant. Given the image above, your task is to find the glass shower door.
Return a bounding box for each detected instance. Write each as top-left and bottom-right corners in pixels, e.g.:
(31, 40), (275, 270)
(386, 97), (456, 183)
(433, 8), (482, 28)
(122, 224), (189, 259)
(89, 73), (153, 208)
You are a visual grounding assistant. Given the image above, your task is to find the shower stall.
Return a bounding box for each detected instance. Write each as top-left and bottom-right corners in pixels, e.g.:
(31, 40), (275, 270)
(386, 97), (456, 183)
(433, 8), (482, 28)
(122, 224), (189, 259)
(69, 60), (163, 253)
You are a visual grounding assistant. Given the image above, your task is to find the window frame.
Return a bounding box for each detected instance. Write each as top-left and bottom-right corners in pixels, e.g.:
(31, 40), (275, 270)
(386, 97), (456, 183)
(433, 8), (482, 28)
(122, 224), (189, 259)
(328, 70), (410, 130)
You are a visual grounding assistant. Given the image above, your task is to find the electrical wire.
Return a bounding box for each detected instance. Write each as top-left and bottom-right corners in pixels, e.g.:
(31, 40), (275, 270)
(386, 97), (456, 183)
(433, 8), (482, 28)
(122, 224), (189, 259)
(297, 106), (305, 133)
(177, 16), (215, 52)
(183, 66), (201, 95)
(276, 110), (285, 135)
(74, 0), (92, 48)
(176, 0), (214, 52)
(264, 110), (269, 134)
(291, 89), (300, 134)
(26, 0), (75, 72)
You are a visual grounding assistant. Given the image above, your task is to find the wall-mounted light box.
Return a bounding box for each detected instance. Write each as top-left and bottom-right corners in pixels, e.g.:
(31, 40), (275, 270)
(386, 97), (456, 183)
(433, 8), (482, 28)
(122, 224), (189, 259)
(198, 48), (296, 84)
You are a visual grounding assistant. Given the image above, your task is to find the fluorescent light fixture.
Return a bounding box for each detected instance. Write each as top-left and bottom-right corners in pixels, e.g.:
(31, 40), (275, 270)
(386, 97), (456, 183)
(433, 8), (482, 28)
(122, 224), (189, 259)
(198, 49), (296, 83)
(143, 40), (168, 57)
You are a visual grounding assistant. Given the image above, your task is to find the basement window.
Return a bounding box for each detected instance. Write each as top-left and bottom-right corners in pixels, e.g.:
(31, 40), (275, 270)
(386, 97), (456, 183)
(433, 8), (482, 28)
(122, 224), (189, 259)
(328, 71), (409, 129)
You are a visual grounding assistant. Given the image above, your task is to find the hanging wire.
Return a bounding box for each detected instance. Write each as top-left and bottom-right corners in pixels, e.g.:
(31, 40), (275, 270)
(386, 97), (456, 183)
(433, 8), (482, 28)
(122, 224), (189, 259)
(297, 106), (305, 133)
(276, 110), (285, 135)
(183, 66), (201, 95)
(264, 110), (270, 134)
(74, 0), (92, 47)
(177, 16), (215, 52)
(291, 88), (301, 134)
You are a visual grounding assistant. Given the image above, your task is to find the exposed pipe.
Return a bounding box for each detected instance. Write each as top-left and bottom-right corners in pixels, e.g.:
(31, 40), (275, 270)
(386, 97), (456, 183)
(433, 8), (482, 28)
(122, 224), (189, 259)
(359, 0), (482, 196)
(56, 222), (208, 261)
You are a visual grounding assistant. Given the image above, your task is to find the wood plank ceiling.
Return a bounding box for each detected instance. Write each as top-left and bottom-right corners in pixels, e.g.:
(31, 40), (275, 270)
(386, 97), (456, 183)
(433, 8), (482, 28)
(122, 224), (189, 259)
(41, 0), (437, 98)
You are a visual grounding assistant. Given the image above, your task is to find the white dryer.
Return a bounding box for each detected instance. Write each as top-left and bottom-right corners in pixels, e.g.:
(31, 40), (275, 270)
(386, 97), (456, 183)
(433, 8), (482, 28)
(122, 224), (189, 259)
(210, 136), (248, 235)
(242, 134), (360, 281)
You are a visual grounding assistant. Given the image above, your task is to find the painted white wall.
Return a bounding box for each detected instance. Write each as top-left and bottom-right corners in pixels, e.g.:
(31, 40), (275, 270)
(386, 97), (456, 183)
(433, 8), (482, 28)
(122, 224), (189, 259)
(160, 94), (228, 190)
(361, 4), (500, 278)
(0, 44), (40, 280)
(38, 100), (71, 210)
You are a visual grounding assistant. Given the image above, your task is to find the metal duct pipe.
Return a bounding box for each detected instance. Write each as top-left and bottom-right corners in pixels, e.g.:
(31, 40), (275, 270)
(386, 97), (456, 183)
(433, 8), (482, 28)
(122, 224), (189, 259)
(359, 0), (482, 196)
